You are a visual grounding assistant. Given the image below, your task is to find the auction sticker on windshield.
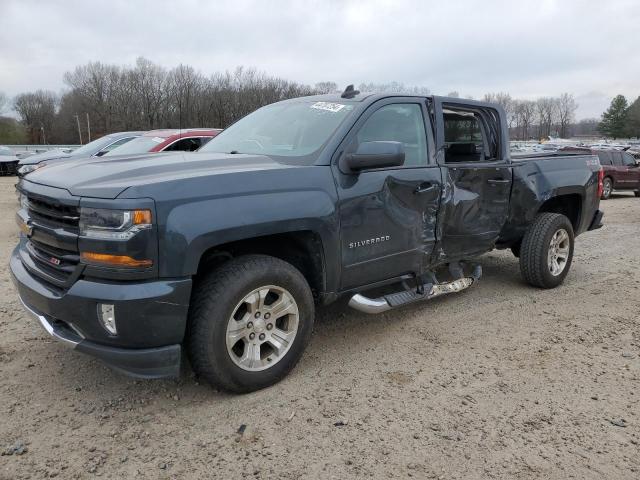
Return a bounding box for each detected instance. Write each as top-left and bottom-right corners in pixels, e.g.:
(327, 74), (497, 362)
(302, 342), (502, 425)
(311, 102), (347, 113)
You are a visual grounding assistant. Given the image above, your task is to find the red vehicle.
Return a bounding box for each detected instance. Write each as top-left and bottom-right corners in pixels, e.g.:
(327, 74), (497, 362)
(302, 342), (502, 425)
(104, 128), (222, 157)
(561, 148), (640, 199)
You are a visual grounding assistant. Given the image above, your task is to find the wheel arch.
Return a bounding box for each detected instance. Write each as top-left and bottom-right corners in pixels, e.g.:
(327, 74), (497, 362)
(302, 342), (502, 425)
(537, 193), (582, 231)
(194, 230), (327, 301)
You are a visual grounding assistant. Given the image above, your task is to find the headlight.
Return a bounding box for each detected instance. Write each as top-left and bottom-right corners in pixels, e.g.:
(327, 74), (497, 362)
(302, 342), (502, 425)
(79, 208), (152, 240)
(18, 164), (41, 176)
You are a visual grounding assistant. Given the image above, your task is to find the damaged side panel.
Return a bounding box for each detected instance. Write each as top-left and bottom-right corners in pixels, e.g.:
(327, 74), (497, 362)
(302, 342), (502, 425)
(337, 167), (442, 290)
(432, 165), (512, 262)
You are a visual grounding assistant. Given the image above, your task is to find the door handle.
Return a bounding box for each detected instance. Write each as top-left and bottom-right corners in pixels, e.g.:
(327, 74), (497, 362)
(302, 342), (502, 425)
(414, 182), (436, 194)
(487, 179), (510, 184)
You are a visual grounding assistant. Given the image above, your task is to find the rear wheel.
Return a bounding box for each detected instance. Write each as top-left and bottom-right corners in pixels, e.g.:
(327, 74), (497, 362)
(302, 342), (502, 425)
(188, 255), (314, 393)
(519, 213), (574, 289)
(601, 177), (613, 200)
(634, 190), (640, 198)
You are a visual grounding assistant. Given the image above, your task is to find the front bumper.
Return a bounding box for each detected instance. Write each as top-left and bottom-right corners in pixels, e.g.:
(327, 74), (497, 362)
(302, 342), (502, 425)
(10, 246), (192, 378)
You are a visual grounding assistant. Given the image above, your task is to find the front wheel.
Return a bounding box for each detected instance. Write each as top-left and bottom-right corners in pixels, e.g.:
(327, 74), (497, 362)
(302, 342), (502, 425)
(188, 255), (315, 393)
(519, 213), (575, 289)
(634, 190), (640, 198)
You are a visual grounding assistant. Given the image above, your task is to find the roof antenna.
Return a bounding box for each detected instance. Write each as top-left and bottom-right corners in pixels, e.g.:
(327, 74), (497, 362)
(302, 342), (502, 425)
(341, 84), (360, 99)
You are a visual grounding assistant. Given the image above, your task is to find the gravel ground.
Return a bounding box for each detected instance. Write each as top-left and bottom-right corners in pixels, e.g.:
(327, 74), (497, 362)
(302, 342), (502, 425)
(0, 176), (638, 479)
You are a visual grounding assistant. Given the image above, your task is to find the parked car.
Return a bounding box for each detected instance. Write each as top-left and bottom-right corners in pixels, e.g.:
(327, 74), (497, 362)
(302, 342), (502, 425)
(17, 132), (143, 176)
(0, 146), (19, 175)
(561, 147), (640, 199)
(102, 129), (222, 157)
(11, 91), (603, 393)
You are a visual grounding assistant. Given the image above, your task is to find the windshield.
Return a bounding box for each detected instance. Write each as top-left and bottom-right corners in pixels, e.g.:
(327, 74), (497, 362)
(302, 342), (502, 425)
(70, 136), (118, 157)
(0, 146), (13, 156)
(199, 100), (355, 164)
(104, 135), (165, 156)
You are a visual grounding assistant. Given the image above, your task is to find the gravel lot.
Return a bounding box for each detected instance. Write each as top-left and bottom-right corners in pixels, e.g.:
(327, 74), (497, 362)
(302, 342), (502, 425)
(1, 176), (638, 479)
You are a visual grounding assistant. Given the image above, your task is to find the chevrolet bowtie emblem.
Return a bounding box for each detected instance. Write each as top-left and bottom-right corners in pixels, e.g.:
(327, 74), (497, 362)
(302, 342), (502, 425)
(18, 219), (33, 237)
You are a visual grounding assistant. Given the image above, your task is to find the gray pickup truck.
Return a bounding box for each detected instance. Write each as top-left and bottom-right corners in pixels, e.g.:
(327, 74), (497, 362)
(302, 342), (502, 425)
(11, 88), (604, 392)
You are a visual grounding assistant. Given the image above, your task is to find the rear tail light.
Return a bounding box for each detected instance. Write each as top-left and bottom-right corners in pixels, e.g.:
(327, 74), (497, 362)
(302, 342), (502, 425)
(597, 167), (604, 198)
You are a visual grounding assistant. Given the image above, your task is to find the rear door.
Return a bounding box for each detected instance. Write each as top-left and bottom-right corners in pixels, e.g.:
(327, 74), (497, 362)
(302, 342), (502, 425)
(610, 151), (628, 188)
(433, 99), (512, 258)
(333, 98), (442, 290)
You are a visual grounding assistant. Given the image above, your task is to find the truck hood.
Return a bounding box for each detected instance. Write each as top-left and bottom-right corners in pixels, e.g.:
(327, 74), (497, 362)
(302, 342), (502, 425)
(22, 152), (296, 199)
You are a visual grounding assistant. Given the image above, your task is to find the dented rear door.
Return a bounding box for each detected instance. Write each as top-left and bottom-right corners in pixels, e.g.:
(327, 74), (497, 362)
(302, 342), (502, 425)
(433, 98), (513, 259)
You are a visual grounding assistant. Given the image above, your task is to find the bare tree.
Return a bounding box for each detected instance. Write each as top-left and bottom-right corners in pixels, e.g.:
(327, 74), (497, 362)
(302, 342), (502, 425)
(314, 82), (338, 94)
(513, 100), (536, 140)
(535, 97), (559, 139)
(14, 90), (58, 143)
(358, 82), (430, 96)
(484, 92), (515, 128)
(557, 93), (578, 138)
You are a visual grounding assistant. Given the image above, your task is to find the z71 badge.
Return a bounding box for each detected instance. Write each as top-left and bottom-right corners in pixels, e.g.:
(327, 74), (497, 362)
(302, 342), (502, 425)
(349, 235), (391, 249)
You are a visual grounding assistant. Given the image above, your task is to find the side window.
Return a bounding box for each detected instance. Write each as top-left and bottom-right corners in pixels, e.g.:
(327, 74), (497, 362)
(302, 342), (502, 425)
(443, 106), (500, 163)
(611, 152), (623, 166)
(622, 153), (635, 166)
(597, 151), (612, 165)
(163, 137), (202, 152)
(355, 104), (428, 167)
(97, 137), (134, 156)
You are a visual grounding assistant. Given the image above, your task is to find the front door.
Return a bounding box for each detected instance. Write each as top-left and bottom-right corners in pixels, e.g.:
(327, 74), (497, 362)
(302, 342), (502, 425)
(621, 152), (640, 189)
(434, 100), (512, 258)
(333, 99), (442, 290)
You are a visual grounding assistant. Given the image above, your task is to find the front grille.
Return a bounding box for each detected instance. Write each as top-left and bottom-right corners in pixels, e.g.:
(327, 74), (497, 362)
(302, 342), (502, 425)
(27, 240), (79, 283)
(20, 192), (81, 288)
(27, 196), (79, 231)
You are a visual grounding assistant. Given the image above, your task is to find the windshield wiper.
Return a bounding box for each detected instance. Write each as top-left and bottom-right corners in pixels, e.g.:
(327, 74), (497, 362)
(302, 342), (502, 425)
(229, 150), (241, 154)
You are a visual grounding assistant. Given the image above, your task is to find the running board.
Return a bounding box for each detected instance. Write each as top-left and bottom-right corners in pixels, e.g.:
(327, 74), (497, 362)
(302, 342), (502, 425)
(348, 266), (481, 314)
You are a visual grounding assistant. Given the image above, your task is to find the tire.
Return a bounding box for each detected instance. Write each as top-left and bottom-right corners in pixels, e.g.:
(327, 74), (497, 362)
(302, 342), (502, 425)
(634, 191), (640, 198)
(601, 177), (613, 200)
(188, 255), (315, 393)
(519, 213), (574, 289)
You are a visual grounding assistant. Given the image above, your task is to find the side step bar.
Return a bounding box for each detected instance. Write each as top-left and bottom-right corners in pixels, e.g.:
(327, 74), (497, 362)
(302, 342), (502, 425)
(348, 266), (481, 314)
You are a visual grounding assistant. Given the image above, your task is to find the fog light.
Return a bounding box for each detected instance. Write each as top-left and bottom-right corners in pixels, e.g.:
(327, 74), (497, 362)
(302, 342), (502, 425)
(98, 303), (117, 335)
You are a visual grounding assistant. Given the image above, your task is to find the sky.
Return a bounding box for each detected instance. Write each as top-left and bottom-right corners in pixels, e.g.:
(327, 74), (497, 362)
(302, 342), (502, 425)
(1, 0), (638, 119)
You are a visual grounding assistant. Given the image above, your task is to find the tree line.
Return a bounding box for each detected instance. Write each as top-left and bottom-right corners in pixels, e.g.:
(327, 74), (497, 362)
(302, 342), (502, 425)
(0, 58), (637, 144)
(8, 59), (332, 144)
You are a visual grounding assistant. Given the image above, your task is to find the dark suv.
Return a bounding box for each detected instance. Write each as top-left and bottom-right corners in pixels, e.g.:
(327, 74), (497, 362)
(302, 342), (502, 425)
(561, 148), (640, 199)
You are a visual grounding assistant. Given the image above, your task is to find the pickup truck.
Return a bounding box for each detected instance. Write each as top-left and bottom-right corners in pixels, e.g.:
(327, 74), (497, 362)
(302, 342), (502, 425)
(11, 88), (604, 393)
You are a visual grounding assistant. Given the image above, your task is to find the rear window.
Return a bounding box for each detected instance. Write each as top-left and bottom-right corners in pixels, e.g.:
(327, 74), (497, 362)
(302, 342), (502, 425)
(104, 136), (165, 156)
(596, 151), (612, 165)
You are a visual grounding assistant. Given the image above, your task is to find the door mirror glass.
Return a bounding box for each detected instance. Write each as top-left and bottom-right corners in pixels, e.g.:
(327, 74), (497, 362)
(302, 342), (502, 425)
(343, 141), (405, 172)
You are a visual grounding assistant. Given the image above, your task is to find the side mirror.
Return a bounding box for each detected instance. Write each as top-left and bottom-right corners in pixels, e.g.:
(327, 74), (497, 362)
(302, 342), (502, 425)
(342, 141), (405, 173)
